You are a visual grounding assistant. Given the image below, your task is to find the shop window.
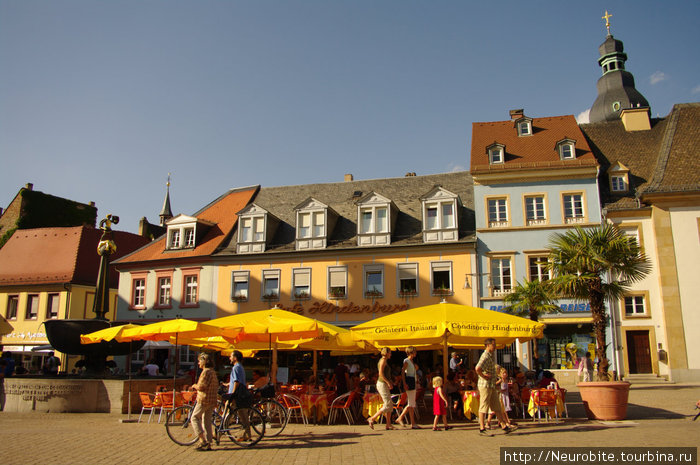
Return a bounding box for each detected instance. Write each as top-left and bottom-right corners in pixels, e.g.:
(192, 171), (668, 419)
(292, 268), (311, 300)
(328, 266), (347, 299)
(6, 295), (18, 320)
(431, 261), (452, 296)
(397, 263), (418, 297)
(231, 271), (249, 302)
(25, 294), (39, 320)
(46, 293), (60, 319)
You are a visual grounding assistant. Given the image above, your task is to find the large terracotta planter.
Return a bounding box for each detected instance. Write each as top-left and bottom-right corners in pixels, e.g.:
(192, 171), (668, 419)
(577, 381), (631, 420)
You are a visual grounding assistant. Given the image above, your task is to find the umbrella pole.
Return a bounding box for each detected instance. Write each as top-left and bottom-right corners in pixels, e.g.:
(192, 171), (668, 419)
(127, 342), (132, 420)
(271, 343), (278, 386)
(173, 333), (178, 404)
(443, 333), (449, 378)
(313, 350), (318, 385)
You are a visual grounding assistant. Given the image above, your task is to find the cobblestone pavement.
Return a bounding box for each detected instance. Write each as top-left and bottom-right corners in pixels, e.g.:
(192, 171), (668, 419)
(1, 383), (698, 465)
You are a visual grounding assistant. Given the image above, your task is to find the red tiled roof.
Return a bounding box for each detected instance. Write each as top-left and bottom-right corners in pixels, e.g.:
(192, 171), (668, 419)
(0, 226), (149, 286)
(115, 186), (258, 264)
(470, 114), (597, 173)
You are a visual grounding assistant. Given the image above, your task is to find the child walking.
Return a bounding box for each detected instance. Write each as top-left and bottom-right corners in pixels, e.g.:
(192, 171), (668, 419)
(487, 366), (515, 429)
(432, 376), (451, 431)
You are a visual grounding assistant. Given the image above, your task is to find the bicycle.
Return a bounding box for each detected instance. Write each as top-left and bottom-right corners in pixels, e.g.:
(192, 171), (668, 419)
(251, 384), (288, 437)
(165, 397), (265, 448)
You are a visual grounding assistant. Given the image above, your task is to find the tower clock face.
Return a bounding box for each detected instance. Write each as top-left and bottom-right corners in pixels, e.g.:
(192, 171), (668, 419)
(612, 102), (621, 112)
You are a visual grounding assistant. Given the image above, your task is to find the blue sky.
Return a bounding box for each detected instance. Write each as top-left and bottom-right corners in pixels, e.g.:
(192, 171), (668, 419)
(1, 1), (698, 232)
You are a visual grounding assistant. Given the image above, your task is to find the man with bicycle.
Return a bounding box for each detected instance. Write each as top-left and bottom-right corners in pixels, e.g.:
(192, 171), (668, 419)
(222, 350), (252, 441)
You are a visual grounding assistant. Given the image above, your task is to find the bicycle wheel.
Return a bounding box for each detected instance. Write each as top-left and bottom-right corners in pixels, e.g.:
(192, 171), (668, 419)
(255, 399), (287, 437)
(165, 405), (199, 446)
(224, 407), (265, 447)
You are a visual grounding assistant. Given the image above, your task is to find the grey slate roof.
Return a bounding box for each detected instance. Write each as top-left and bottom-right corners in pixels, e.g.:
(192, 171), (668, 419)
(215, 171), (475, 255)
(580, 102), (700, 211)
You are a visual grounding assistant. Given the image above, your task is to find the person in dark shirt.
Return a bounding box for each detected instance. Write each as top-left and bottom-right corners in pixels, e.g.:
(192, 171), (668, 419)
(334, 358), (350, 394)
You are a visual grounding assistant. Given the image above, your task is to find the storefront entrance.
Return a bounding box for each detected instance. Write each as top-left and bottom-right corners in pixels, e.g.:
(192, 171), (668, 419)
(626, 330), (652, 374)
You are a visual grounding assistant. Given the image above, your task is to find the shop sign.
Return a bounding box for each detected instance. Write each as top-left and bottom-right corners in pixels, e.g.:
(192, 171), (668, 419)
(489, 303), (591, 313)
(273, 301), (409, 315)
(3, 331), (48, 343)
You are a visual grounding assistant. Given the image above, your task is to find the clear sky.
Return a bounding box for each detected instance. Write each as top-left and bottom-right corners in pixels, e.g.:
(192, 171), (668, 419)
(1, 1), (698, 233)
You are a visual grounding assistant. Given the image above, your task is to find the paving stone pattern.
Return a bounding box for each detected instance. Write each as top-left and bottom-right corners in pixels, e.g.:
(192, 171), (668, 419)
(0, 383), (698, 465)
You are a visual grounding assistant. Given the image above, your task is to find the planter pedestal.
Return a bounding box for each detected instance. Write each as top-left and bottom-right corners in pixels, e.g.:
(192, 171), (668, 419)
(577, 381), (631, 420)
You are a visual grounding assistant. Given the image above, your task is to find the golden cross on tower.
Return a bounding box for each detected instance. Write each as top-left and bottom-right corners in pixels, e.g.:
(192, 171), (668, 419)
(167, 172), (171, 188)
(602, 10), (613, 35)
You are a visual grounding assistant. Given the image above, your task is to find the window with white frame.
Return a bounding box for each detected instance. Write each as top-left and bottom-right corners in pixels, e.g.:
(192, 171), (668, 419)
(298, 211), (325, 239)
(6, 295), (18, 320)
(397, 263), (418, 296)
(488, 145), (504, 164)
(292, 268), (311, 300)
(46, 293), (60, 319)
(179, 346), (197, 366)
(525, 195), (546, 226)
(157, 277), (172, 307)
(183, 275), (198, 306)
(25, 294), (39, 319)
(425, 202), (455, 230)
(364, 265), (384, 298)
(231, 271), (249, 302)
(490, 257), (513, 296)
(518, 120), (531, 136)
(624, 295), (646, 316)
(262, 269), (280, 300)
(611, 175), (627, 192)
(556, 139), (576, 160)
(240, 216), (265, 243)
(184, 228), (195, 247)
(360, 206), (388, 234)
(563, 193), (585, 223)
(131, 278), (146, 308)
(328, 266), (347, 299)
(169, 229), (181, 248)
(431, 261), (452, 295)
(528, 256), (551, 281)
(488, 198), (509, 227)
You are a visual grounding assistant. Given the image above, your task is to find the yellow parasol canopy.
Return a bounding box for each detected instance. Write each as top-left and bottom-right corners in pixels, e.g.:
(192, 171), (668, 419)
(199, 309), (321, 343)
(0, 314), (14, 336)
(119, 318), (214, 342)
(80, 323), (143, 344)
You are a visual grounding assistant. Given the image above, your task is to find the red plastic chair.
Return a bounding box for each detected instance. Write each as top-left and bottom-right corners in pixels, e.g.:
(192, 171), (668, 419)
(280, 393), (308, 425)
(138, 392), (159, 423)
(533, 389), (558, 422)
(328, 391), (358, 425)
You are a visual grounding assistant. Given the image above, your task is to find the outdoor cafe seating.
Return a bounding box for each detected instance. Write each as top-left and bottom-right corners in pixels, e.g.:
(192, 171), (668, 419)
(527, 388), (566, 422)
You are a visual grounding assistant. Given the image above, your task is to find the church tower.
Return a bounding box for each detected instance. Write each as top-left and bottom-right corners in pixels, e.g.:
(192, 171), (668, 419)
(159, 174), (173, 226)
(589, 11), (650, 123)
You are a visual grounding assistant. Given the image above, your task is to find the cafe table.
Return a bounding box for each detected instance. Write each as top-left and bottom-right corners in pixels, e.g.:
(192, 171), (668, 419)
(301, 391), (329, 423)
(527, 389), (565, 420)
(461, 390), (480, 420)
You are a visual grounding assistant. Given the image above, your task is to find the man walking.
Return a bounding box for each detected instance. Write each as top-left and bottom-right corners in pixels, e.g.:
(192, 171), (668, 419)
(475, 338), (512, 435)
(224, 350), (251, 441)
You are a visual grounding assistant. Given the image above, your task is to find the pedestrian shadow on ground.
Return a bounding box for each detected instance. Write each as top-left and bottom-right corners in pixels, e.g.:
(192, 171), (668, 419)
(505, 419), (636, 437)
(625, 403), (685, 420)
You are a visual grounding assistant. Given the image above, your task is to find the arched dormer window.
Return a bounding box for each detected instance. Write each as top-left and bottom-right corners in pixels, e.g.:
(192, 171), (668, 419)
(515, 117), (533, 136)
(556, 138), (576, 160)
(487, 143), (505, 164)
(607, 162), (630, 193)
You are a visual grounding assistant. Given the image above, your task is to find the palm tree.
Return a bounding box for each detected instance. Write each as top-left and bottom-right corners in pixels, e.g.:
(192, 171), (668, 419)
(502, 279), (559, 362)
(547, 224), (650, 380)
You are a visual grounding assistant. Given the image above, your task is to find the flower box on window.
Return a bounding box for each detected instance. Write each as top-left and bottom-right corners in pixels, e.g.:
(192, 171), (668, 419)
(293, 291), (310, 300)
(432, 288), (452, 296)
(262, 293), (279, 301)
(329, 287), (346, 299)
(398, 290), (418, 298)
(364, 290), (384, 299)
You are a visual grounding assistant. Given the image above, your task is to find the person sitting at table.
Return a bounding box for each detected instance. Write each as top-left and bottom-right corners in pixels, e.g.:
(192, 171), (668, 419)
(251, 370), (269, 390)
(322, 373), (336, 391)
(334, 358), (350, 394)
(444, 372), (462, 419)
(356, 371), (371, 392)
(141, 359), (160, 377)
(465, 370), (478, 390)
(537, 370), (559, 389)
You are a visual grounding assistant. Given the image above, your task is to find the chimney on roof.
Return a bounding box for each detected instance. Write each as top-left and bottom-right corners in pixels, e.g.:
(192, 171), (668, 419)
(620, 107), (651, 132)
(405, 172), (416, 177)
(25, 183), (33, 190)
(89, 201), (95, 207)
(344, 174), (354, 182)
(509, 109), (524, 120)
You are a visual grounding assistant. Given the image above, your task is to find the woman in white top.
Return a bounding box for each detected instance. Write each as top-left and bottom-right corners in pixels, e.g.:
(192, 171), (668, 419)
(395, 346), (420, 428)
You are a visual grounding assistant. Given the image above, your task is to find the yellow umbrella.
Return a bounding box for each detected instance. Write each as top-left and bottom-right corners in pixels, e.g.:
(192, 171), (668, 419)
(119, 318), (213, 342)
(79, 323), (142, 344)
(0, 314), (14, 336)
(200, 309), (321, 343)
(350, 302), (545, 375)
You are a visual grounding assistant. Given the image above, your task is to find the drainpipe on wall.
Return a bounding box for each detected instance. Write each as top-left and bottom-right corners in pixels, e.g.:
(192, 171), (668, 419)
(63, 283), (72, 319)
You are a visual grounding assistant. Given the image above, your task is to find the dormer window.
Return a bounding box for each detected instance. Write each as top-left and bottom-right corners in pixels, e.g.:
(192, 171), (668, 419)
(236, 204), (279, 254)
(514, 116), (533, 136)
(356, 192), (396, 246)
(165, 214), (212, 250)
(607, 162), (630, 193)
(420, 186), (460, 243)
(556, 138), (576, 160)
(294, 198), (338, 250)
(487, 143), (505, 164)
